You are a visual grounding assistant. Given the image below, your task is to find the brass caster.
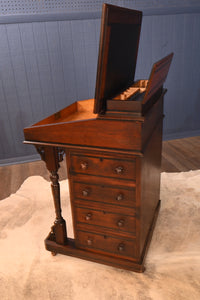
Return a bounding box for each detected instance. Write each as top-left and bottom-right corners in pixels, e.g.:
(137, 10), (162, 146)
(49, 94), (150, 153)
(51, 251), (57, 256)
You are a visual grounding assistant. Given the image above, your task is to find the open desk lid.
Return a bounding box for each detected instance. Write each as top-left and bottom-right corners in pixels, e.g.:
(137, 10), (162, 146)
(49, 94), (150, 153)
(142, 52), (174, 105)
(94, 4), (142, 114)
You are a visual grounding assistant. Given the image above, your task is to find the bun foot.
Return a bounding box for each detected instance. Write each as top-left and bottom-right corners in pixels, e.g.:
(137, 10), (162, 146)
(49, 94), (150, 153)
(51, 251), (57, 256)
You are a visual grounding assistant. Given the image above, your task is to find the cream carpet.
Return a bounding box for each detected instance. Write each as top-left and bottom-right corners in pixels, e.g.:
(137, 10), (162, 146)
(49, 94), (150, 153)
(0, 171), (200, 300)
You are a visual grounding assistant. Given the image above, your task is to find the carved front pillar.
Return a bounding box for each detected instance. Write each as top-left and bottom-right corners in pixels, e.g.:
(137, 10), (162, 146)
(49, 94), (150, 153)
(36, 146), (67, 245)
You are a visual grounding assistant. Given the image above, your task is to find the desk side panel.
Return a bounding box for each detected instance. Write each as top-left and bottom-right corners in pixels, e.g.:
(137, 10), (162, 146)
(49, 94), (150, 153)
(139, 118), (163, 256)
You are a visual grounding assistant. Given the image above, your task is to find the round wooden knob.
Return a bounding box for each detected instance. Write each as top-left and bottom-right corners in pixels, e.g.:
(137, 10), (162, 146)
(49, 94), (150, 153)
(82, 189), (90, 196)
(85, 213), (92, 221)
(116, 193), (124, 201)
(115, 166), (124, 174)
(118, 243), (125, 252)
(117, 219), (125, 227)
(87, 238), (93, 246)
(80, 162), (88, 170)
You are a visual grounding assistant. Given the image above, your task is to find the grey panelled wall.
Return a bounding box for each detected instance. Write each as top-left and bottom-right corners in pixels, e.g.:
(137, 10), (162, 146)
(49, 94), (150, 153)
(137, 13), (200, 139)
(0, 0), (200, 165)
(0, 18), (101, 163)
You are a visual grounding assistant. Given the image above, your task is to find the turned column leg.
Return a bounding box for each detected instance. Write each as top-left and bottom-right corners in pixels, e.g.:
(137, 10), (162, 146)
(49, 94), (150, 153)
(36, 145), (67, 245)
(50, 170), (67, 245)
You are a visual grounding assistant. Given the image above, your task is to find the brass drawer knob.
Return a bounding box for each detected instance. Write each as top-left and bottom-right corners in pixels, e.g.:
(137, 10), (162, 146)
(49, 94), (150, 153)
(118, 243), (125, 252)
(85, 213), (92, 221)
(115, 166), (124, 174)
(80, 162), (88, 170)
(116, 193), (124, 201)
(82, 189), (90, 196)
(87, 238), (93, 246)
(117, 219), (125, 227)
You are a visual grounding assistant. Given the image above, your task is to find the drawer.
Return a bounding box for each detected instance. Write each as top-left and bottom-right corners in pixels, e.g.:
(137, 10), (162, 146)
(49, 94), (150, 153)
(70, 154), (136, 180)
(73, 182), (135, 207)
(76, 230), (136, 259)
(75, 206), (136, 234)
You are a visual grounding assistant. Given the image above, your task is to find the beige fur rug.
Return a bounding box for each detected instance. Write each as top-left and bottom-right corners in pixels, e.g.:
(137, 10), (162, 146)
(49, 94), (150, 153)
(0, 171), (200, 300)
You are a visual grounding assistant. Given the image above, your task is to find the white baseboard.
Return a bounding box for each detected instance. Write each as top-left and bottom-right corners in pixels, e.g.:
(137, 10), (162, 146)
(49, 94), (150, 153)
(163, 129), (200, 141)
(0, 154), (40, 167)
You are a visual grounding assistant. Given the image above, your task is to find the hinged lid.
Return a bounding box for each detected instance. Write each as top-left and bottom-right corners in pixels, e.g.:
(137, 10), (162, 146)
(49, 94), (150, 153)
(142, 52), (174, 106)
(94, 4), (142, 114)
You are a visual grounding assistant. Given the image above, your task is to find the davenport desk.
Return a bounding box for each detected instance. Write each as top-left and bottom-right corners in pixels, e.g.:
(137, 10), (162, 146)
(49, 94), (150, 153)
(24, 4), (173, 272)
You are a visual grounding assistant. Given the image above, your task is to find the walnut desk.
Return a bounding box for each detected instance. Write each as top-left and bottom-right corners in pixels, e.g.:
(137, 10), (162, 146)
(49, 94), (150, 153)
(24, 4), (173, 272)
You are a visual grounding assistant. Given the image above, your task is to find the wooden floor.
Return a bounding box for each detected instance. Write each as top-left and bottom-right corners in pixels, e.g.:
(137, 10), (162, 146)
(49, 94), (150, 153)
(0, 136), (200, 200)
(161, 136), (200, 172)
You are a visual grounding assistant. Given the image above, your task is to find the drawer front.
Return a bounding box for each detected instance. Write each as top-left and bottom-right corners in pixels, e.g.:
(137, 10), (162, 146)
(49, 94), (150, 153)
(77, 230), (136, 259)
(70, 154), (136, 180)
(75, 206), (136, 234)
(73, 182), (135, 207)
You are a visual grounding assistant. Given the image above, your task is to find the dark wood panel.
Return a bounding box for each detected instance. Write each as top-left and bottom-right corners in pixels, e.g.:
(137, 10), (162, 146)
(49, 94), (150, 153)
(76, 230), (137, 259)
(73, 181), (135, 207)
(70, 153), (136, 180)
(24, 119), (142, 151)
(140, 120), (163, 255)
(74, 206), (136, 235)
